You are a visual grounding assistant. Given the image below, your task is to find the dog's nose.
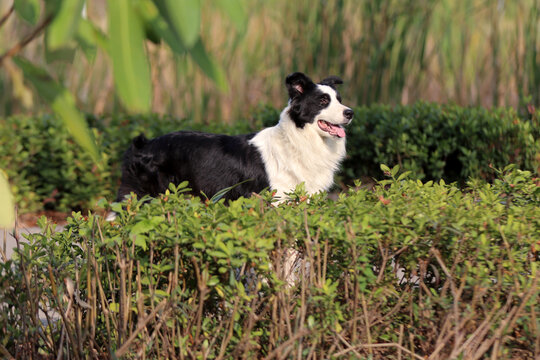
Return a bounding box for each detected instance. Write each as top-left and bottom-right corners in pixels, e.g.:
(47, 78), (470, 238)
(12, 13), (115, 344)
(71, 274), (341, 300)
(343, 108), (354, 121)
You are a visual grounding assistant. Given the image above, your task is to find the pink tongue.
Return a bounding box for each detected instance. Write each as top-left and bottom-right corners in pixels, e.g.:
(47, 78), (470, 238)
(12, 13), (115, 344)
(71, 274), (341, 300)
(328, 123), (346, 138)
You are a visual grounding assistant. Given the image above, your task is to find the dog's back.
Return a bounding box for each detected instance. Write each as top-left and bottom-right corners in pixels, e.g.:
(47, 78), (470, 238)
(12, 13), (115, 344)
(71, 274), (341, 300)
(116, 131), (269, 202)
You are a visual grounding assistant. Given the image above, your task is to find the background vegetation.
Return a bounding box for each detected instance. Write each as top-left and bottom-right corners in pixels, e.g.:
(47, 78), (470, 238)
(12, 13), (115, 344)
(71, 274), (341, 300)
(1, 103), (538, 215)
(1, 0), (539, 123)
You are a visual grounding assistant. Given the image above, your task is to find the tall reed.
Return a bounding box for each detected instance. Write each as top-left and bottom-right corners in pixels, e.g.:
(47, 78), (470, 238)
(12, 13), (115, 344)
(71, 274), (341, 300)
(0, 0), (538, 122)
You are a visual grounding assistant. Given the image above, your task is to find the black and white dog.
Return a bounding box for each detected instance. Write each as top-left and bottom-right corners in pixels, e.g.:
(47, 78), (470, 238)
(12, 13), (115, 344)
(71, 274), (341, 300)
(115, 72), (353, 204)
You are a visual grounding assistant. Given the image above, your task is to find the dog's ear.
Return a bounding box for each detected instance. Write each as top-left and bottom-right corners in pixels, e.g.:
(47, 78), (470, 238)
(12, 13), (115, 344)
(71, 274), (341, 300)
(319, 76), (343, 89)
(286, 72), (315, 99)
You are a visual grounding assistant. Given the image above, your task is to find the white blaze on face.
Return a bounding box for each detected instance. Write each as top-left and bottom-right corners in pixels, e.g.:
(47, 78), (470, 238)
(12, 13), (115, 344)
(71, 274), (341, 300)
(314, 85), (351, 138)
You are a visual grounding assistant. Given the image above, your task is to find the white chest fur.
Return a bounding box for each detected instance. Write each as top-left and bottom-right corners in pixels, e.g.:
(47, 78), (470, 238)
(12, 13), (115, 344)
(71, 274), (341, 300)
(249, 107), (346, 200)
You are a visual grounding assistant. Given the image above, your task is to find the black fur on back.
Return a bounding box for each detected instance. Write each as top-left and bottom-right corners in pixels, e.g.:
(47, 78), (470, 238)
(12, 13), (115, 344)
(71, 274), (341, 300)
(116, 131), (269, 202)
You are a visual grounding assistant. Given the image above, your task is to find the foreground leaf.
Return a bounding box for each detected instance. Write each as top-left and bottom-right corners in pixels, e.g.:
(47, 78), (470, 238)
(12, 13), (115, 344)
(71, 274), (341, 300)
(210, 179), (253, 203)
(135, 0), (186, 54)
(13, 57), (100, 162)
(75, 19), (98, 62)
(153, 0), (201, 48)
(189, 39), (229, 92)
(46, 0), (85, 50)
(13, 0), (40, 25)
(108, 0), (151, 113)
(137, 1), (227, 92)
(215, 0), (247, 33)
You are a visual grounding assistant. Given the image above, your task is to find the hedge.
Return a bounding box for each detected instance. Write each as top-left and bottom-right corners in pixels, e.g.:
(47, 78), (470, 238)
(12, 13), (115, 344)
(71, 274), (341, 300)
(343, 102), (540, 183)
(1, 166), (538, 358)
(0, 102), (538, 214)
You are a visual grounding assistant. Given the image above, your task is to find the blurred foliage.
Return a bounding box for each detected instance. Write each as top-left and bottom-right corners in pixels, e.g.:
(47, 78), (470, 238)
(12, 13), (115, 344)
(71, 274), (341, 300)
(1, 167), (538, 358)
(0, 0), (246, 225)
(1, 0), (538, 123)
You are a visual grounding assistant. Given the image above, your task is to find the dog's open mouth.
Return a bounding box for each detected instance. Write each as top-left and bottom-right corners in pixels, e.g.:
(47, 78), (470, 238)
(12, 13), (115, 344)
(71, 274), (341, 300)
(318, 120), (346, 138)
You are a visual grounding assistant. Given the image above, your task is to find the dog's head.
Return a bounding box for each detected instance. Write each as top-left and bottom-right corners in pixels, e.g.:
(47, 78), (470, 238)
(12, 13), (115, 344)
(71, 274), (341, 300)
(285, 72), (354, 138)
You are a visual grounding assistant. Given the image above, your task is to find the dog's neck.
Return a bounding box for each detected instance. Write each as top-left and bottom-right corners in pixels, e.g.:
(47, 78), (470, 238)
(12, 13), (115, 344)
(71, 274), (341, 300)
(249, 106), (346, 200)
(277, 106), (346, 157)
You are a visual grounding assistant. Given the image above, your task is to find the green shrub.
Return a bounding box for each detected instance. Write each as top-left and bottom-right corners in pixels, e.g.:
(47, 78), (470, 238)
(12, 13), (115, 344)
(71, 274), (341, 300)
(1, 166), (538, 359)
(0, 102), (538, 214)
(344, 102), (540, 183)
(0, 115), (111, 213)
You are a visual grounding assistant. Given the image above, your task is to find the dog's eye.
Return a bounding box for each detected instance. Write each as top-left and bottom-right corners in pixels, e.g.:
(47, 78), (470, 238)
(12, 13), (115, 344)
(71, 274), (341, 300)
(320, 95), (330, 106)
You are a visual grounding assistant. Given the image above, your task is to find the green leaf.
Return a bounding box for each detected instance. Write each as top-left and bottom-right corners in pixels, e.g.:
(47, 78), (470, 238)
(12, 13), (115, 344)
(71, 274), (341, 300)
(44, 0), (62, 16)
(96, 198), (108, 209)
(135, 0), (187, 54)
(189, 39), (229, 92)
(215, 0), (247, 33)
(78, 18), (109, 53)
(153, 0), (201, 48)
(307, 315), (315, 328)
(134, 234), (148, 250)
(380, 164), (391, 174)
(44, 31), (76, 63)
(46, 0), (85, 50)
(0, 170), (15, 228)
(130, 216), (164, 235)
(131, 220), (154, 235)
(109, 302), (119, 313)
(13, 57), (100, 163)
(216, 240), (230, 256)
(75, 19), (99, 62)
(14, 0), (40, 25)
(397, 171), (412, 181)
(207, 277), (219, 287)
(108, 0), (152, 113)
(136, 1), (227, 92)
(177, 180), (189, 190)
(111, 203), (124, 213)
(391, 164), (400, 177)
(210, 179), (252, 203)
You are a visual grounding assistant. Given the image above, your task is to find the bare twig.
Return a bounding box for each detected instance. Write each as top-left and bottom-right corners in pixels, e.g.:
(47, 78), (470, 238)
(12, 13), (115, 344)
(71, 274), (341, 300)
(361, 293), (373, 355)
(0, 14), (53, 66)
(262, 329), (310, 360)
(0, 5), (14, 29)
(471, 275), (538, 360)
(115, 299), (168, 357)
(217, 299), (240, 360)
(398, 324), (404, 360)
(335, 332), (363, 358)
(191, 256), (208, 344)
(0, 344), (15, 360)
(332, 342), (425, 359)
